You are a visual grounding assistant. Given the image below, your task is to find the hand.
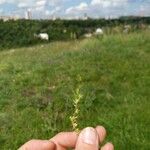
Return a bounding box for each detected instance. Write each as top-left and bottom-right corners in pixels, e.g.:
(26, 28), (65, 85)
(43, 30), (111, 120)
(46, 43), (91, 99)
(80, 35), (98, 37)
(19, 126), (114, 150)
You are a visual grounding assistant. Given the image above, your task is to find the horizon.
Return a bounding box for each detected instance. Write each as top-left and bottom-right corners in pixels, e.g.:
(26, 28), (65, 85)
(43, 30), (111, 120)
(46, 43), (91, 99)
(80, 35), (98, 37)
(0, 15), (150, 21)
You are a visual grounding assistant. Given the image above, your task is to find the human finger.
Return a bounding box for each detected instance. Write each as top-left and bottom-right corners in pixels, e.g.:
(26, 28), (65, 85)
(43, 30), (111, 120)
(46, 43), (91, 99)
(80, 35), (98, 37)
(101, 143), (114, 150)
(18, 140), (56, 150)
(50, 131), (78, 149)
(95, 126), (107, 143)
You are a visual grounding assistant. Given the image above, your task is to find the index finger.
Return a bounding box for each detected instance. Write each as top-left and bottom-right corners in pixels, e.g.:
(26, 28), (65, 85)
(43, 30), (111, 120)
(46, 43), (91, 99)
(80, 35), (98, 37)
(50, 132), (78, 148)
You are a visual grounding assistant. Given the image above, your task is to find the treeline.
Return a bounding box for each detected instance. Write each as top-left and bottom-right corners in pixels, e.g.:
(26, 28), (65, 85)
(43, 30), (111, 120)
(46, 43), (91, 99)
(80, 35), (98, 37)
(0, 16), (150, 49)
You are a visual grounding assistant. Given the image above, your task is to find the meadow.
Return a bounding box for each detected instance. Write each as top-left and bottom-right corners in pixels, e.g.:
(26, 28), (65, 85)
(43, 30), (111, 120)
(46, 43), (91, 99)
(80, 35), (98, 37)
(0, 30), (150, 149)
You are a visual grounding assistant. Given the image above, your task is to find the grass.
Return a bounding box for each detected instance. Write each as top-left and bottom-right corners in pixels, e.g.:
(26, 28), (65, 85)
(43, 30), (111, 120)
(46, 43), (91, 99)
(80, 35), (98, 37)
(0, 30), (150, 149)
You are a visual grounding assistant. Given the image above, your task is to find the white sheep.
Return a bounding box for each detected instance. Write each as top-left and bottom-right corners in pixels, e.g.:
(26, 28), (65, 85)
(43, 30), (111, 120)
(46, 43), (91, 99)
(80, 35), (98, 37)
(34, 33), (49, 40)
(84, 33), (92, 38)
(95, 28), (104, 35)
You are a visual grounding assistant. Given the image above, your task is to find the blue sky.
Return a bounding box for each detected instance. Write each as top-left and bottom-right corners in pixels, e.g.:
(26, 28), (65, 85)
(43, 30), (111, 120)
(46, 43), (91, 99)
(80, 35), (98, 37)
(0, 0), (150, 19)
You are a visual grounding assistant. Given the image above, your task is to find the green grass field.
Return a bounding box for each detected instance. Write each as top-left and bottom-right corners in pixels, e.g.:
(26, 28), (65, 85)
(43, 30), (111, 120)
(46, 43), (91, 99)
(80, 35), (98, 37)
(0, 30), (150, 149)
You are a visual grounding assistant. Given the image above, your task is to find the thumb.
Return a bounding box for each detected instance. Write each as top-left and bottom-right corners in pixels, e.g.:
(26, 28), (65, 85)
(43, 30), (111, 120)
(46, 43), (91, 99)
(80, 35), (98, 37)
(75, 127), (99, 150)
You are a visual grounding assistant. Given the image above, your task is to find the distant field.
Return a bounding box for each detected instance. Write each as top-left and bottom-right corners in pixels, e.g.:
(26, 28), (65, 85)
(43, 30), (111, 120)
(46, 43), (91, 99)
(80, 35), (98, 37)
(0, 30), (150, 149)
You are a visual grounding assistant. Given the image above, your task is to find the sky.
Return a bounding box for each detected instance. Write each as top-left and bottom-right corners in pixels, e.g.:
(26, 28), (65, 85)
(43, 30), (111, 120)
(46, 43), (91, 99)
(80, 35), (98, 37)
(0, 0), (150, 19)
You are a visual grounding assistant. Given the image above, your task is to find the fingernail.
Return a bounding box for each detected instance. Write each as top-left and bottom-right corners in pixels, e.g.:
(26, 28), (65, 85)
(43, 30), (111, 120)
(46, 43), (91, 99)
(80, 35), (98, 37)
(80, 127), (97, 145)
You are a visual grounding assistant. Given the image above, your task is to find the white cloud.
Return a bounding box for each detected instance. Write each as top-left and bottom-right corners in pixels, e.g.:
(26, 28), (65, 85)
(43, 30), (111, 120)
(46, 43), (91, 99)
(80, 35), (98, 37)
(18, 2), (28, 8)
(91, 0), (128, 7)
(17, 0), (47, 11)
(66, 2), (88, 14)
(36, 0), (46, 6)
(48, 0), (66, 6)
(0, 0), (30, 5)
(139, 4), (150, 16)
(91, 0), (110, 7)
(45, 6), (61, 15)
(0, 0), (46, 7)
(35, 6), (44, 11)
(0, 0), (5, 4)
(65, 0), (130, 18)
(34, 0), (47, 11)
(77, 2), (88, 10)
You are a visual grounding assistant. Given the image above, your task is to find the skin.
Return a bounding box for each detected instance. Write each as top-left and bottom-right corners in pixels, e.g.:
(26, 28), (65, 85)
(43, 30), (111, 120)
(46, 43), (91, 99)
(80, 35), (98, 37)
(19, 126), (114, 150)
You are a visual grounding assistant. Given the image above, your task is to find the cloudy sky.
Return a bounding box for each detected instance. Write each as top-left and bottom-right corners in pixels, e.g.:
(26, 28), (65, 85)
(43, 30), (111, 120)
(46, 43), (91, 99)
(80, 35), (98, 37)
(0, 0), (150, 19)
